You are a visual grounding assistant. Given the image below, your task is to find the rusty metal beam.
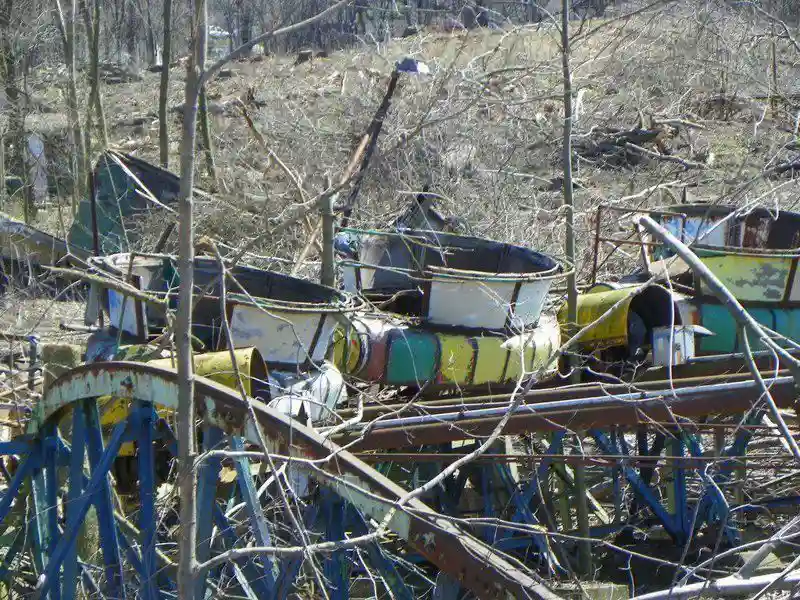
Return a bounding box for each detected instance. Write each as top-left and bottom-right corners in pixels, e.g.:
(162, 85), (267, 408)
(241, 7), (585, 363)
(41, 362), (560, 600)
(338, 375), (798, 450)
(338, 359), (788, 422)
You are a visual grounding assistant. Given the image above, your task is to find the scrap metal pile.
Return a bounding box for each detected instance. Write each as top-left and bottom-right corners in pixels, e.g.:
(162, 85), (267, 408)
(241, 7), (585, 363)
(1, 152), (800, 599)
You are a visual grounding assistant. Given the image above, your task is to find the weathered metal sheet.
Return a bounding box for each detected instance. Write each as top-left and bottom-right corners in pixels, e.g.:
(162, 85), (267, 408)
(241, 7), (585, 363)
(437, 333), (476, 385)
(0, 213), (89, 266)
(68, 151), (182, 255)
(229, 303), (338, 367)
(340, 228), (564, 331)
(39, 362), (559, 600)
(385, 328), (439, 385)
(90, 254), (362, 367)
(427, 278), (517, 330)
(697, 252), (793, 302)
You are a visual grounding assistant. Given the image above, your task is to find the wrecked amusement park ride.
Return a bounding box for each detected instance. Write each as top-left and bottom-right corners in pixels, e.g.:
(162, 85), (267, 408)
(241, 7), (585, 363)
(584, 202), (800, 357)
(0, 150), (184, 285)
(3, 150), (800, 598)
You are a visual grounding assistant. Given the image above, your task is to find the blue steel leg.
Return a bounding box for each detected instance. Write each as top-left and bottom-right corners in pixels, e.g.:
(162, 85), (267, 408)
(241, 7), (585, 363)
(513, 431), (566, 515)
(194, 425), (224, 600)
(591, 429), (684, 542)
(611, 431), (623, 524)
(322, 489), (350, 600)
(62, 405), (87, 600)
(433, 572), (460, 600)
(31, 458), (49, 576)
(85, 399), (123, 595)
(0, 446), (39, 524)
(480, 464), (497, 544)
(671, 435), (689, 541)
(494, 462), (559, 571)
(136, 401), (160, 600)
(230, 435), (277, 595)
(210, 505), (274, 598)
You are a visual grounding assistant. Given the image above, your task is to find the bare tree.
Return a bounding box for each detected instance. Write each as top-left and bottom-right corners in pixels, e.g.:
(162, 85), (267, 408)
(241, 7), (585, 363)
(0, 0), (27, 220)
(81, 0), (108, 159)
(52, 0), (86, 213)
(159, 0), (172, 167)
(175, 0), (206, 592)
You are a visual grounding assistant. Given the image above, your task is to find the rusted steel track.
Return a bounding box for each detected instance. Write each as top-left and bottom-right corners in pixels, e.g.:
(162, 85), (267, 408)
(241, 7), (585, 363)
(337, 357), (790, 422)
(337, 375), (798, 450)
(41, 362), (559, 600)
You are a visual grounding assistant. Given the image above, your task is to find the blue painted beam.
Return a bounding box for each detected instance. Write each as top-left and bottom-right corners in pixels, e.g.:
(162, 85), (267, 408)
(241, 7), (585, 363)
(275, 504), (320, 600)
(351, 509), (415, 600)
(194, 425), (223, 600)
(210, 504), (274, 599)
(0, 440), (33, 455)
(0, 445), (39, 524)
(85, 399), (124, 596)
(136, 402), (160, 600)
(229, 435), (277, 595)
(44, 425), (62, 600)
(493, 462), (558, 571)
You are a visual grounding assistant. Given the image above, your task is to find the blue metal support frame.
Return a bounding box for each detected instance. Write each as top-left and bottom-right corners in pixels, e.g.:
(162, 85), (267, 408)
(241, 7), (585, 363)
(194, 425), (224, 600)
(591, 429), (684, 542)
(493, 461), (558, 571)
(671, 436), (689, 541)
(351, 508), (415, 600)
(274, 503), (320, 600)
(85, 399), (124, 596)
(35, 416), (128, 599)
(210, 505), (274, 598)
(0, 446), (39, 524)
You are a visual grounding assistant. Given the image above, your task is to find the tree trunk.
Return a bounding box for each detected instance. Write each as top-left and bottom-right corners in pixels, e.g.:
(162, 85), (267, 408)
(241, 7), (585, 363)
(158, 0), (172, 167)
(81, 0), (109, 159)
(0, 0), (28, 220)
(560, 0), (591, 576)
(53, 0), (86, 213)
(144, 0), (156, 65)
(176, 0), (207, 594)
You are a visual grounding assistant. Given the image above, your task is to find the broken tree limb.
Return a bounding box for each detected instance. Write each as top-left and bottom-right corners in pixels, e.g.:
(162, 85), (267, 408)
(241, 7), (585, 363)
(624, 142), (707, 169)
(639, 216), (800, 462)
(631, 568), (800, 599)
(737, 515), (800, 579)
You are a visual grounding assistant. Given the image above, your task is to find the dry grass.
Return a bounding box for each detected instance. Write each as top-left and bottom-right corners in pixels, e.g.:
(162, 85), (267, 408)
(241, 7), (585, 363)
(7, 1), (800, 301)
